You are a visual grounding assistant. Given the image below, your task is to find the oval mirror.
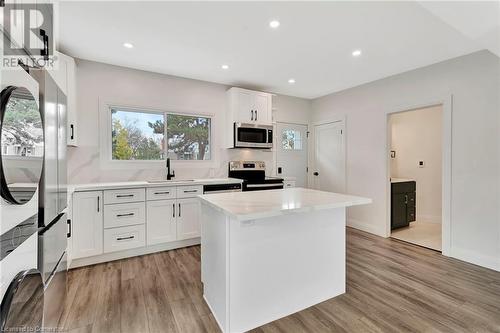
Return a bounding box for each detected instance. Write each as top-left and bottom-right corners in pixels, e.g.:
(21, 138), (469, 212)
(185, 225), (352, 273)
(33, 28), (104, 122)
(0, 86), (44, 205)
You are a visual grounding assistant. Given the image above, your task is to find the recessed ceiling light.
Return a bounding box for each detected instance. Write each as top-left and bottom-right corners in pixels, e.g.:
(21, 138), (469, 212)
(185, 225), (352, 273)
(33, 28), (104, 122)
(269, 20), (280, 29)
(221, 64), (229, 70)
(123, 42), (134, 49)
(288, 78), (296, 84)
(352, 49), (362, 57)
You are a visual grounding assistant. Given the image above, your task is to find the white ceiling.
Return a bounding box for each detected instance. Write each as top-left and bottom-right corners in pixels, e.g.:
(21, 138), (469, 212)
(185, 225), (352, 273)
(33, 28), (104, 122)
(58, 1), (497, 99)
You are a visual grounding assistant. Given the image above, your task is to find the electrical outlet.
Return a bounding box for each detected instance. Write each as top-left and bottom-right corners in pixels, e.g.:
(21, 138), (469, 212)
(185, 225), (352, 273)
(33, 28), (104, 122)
(418, 160), (425, 168)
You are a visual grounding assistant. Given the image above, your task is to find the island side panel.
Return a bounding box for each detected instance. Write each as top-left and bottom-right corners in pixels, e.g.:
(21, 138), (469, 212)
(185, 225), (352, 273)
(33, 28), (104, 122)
(201, 202), (230, 332)
(228, 208), (346, 333)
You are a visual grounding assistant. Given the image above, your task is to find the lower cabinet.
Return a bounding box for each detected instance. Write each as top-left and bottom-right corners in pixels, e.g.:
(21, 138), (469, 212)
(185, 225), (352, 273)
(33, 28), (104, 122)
(146, 199), (177, 245)
(391, 181), (416, 230)
(104, 224), (146, 253)
(176, 198), (201, 240)
(71, 186), (202, 265)
(72, 191), (103, 259)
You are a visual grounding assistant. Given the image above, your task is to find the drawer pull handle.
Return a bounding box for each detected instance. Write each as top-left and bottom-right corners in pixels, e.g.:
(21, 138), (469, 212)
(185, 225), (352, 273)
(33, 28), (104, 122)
(154, 191), (170, 195)
(116, 194), (134, 198)
(184, 190), (198, 193)
(116, 213), (134, 218)
(116, 235), (135, 241)
(173, 203), (175, 218)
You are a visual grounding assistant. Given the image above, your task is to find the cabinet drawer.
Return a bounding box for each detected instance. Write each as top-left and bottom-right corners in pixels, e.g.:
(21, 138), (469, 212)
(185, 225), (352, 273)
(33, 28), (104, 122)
(176, 185), (203, 198)
(104, 224), (145, 253)
(104, 188), (145, 204)
(147, 187), (176, 201)
(104, 202), (145, 229)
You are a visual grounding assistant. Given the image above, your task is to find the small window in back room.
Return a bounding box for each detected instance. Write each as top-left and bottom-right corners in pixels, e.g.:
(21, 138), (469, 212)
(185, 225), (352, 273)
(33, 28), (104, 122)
(282, 129), (302, 150)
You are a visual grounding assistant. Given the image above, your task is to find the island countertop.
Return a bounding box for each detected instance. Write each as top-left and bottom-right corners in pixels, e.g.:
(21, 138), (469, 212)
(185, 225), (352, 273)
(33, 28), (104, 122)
(199, 187), (372, 221)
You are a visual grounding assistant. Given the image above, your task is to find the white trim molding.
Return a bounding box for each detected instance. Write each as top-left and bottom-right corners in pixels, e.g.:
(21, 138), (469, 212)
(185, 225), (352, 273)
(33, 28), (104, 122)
(98, 99), (218, 170)
(385, 95), (453, 256)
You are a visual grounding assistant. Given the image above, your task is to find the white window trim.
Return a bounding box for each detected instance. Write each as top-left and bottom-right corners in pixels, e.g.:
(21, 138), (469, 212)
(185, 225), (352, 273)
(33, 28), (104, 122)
(99, 100), (217, 170)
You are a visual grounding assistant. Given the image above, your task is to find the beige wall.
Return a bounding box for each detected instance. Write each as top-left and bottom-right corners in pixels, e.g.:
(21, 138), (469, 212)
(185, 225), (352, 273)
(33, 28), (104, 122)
(68, 59), (311, 184)
(390, 105), (442, 224)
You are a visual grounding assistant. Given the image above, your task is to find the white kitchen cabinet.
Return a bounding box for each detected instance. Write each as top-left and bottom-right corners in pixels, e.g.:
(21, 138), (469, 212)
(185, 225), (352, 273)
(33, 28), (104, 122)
(176, 198), (201, 240)
(47, 51), (78, 146)
(147, 199), (177, 245)
(104, 224), (146, 253)
(72, 191), (103, 259)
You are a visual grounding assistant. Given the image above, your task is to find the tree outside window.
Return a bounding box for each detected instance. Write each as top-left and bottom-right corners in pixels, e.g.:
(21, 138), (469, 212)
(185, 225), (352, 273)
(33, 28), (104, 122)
(111, 108), (211, 161)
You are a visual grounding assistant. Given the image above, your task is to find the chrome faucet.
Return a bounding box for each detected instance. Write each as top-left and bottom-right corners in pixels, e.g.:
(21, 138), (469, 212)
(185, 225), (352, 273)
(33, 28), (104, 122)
(166, 158), (175, 180)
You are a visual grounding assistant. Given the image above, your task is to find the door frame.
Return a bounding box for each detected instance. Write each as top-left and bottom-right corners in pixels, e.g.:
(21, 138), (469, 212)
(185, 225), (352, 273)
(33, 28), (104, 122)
(274, 121), (309, 187)
(385, 95), (452, 256)
(310, 116), (346, 192)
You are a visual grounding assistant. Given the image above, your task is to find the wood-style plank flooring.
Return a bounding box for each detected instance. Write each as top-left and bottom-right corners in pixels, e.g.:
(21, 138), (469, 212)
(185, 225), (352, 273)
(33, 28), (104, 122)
(60, 228), (500, 332)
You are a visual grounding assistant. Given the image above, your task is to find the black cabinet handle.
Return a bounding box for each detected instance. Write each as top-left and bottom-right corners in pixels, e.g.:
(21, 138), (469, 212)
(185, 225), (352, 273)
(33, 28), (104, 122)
(116, 194), (134, 198)
(67, 219), (71, 238)
(173, 203), (175, 218)
(154, 191), (170, 195)
(313, 172), (319, 176)
(116, 236), (134, 241)
(178, 203), (181, 217)
(97, 196), (100, 212)
(70, 124), (74, 140)
(116, 213), (134, 218)
(184, 190), (198, 193)
(251, 110), (254, 121)
(255, 110), (258, 121)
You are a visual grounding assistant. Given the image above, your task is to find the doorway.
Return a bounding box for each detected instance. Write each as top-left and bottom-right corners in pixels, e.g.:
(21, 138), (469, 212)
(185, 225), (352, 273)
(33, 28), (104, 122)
(276, 122), (308, 187)
(312, 121), (345, 192)
(388, 105), (443, 251)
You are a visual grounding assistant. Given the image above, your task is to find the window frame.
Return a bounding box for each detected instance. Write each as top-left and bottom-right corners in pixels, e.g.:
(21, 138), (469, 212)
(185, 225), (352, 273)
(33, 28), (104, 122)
(99, 101), (215, 170)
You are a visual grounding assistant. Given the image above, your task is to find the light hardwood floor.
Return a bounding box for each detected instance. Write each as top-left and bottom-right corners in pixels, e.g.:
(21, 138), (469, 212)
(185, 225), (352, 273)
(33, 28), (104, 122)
(60, 228), (500, 333)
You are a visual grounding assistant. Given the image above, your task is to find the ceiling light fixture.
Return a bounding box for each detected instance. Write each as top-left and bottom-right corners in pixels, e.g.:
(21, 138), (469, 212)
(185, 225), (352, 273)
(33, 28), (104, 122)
(352, 49), (362, 57)
(269, 20), (280, 29)
(123, 42), (134, 49)
(221, 64), (229, 70)
(288, 78), (296, 84)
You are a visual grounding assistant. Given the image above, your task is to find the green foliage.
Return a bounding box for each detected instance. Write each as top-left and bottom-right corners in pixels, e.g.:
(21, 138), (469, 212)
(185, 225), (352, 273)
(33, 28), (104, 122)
(2, 94), (43, 147)
(148, 114), (210, 160)
(112, 119), (133, 160)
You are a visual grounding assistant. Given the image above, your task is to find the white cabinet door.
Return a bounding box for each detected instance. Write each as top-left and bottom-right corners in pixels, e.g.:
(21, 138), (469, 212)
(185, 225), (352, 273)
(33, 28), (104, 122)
(176, 198), (201, 240)
(237, 90), (254, 123)
(72, 191), (103, 259)
(146, 200), (177, 245)
(254, 92), (272, 123)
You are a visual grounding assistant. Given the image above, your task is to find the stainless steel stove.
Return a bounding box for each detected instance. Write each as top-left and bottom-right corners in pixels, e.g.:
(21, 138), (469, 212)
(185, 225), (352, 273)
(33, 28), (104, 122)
(228, 161), (284, 191)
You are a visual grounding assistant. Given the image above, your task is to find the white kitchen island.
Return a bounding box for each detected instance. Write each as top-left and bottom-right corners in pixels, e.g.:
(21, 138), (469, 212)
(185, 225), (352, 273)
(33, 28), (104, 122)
(199, 188), (371, 333)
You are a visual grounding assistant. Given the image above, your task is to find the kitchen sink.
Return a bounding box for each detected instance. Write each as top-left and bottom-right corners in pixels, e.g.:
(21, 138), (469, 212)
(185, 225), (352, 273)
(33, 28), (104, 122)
(147, 179), (195, 183)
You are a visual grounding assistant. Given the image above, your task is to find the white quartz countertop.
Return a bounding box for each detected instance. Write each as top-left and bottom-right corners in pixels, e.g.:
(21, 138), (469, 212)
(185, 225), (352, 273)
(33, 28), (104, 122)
(199, 187), (372, 221)
(69, 178), (243, 192)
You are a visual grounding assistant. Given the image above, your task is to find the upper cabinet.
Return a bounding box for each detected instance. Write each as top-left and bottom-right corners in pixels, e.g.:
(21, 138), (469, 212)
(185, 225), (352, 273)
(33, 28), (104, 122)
(227, 87), (273, 125)
(47, 51), (78, 146)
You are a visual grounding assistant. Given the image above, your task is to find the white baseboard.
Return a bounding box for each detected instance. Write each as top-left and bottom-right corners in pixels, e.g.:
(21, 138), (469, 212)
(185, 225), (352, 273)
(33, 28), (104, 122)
(70, 237), (201, 269)
(450, 246), (500, 272)
(347, 219), (386, 238)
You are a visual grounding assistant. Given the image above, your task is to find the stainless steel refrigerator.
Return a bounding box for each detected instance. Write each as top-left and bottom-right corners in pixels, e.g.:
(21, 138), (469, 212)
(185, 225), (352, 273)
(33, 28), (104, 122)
(32, 69), (68, 330)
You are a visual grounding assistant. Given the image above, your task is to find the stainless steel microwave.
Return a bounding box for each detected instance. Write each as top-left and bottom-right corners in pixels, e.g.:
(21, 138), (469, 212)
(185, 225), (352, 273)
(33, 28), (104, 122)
(234, 123), (273, 149)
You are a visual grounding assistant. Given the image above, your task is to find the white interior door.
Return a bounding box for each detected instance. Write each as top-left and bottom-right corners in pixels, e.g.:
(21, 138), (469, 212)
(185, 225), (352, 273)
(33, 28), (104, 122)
(276, 123), (308, 187)
(313, 121), (345, 192)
